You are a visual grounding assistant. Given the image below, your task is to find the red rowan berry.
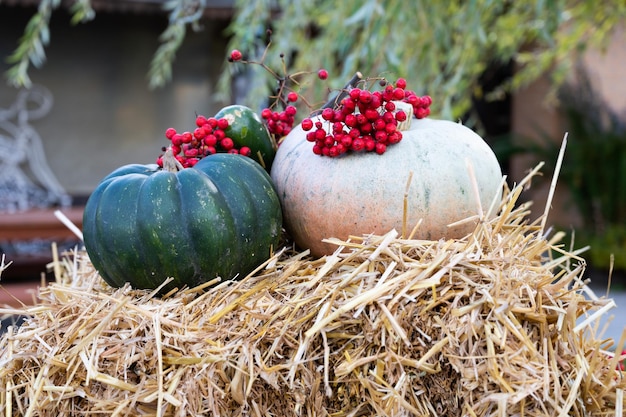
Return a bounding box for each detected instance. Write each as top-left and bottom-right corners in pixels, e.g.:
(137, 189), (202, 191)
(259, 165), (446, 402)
(230, 49), (242, 61)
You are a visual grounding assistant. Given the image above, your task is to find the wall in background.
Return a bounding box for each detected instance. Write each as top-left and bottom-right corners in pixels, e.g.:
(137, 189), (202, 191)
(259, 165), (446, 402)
(509, 22), (626, 229)
(0, 6), (231, 199)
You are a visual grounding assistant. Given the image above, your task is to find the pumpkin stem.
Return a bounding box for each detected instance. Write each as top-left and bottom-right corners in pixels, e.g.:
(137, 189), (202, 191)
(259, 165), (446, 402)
(312, 72), (364, 115)
(162, 147), (185, 172)
(394, 100), (413, 131)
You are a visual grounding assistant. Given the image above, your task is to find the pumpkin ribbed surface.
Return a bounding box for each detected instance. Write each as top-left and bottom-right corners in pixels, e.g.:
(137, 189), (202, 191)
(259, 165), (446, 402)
(83, 153), (282, 293)
(270, 117), (502, 257)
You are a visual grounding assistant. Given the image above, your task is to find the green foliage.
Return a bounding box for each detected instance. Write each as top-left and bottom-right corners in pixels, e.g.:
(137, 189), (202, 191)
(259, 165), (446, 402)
(220, 0), (626, 120)
(495, 66), (626, 271)
(4, 0), (625, 121)
(557, 70), (626, 270)
(4, 0), (95, 88)
(147, 0), (207, 89)
(578, 226), (626, 273)
(148, 21), (187, 89)
(69, 0), (95, 25)
(4, 0), (60, 88)
(559, 94), (626, 232)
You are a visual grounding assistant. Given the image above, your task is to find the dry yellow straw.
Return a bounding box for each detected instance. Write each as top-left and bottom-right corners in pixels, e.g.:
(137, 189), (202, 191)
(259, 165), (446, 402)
(1, 162), (625, 416)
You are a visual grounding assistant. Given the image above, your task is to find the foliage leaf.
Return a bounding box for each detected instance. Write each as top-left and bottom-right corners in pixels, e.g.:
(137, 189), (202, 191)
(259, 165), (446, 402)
(147, 0), (206, 90)
(219, 0), (626, 121)
(70, 0), (96, 26)
(4, 0), (626, 122)
(4, 0), (94, 88)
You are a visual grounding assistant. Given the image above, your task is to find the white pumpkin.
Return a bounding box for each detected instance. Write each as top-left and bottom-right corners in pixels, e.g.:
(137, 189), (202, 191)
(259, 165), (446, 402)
(270, 116), (503, 257)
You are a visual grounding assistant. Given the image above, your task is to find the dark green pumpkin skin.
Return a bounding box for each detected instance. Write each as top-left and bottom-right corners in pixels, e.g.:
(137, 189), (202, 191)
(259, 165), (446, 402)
(82, 153), (282, 294)
(214, 105), (276, 171)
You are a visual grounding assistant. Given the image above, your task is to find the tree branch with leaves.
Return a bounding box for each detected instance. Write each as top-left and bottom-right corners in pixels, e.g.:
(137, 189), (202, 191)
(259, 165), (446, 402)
(4, 0), (94, 88)
(218, 0), (626, 120)
(4, 0), (625, 121)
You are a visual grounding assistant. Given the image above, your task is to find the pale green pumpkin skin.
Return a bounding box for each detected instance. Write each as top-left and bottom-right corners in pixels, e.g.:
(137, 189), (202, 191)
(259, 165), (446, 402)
(270, 117), (503, 257)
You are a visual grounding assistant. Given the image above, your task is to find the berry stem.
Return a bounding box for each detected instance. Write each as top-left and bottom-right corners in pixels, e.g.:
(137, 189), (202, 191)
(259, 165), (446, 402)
(312, 72), (363, 116)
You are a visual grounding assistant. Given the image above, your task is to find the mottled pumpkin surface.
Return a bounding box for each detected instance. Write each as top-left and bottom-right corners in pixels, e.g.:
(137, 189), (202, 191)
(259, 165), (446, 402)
(214, 105), (276, 171)
(271, 117), (503, 257)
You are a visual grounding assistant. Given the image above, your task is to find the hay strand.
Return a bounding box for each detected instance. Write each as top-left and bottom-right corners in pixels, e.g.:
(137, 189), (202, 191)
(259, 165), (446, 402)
(53, 210), (84, 242)
(1, 166), (625, 416)
(540, 133), (568, 236)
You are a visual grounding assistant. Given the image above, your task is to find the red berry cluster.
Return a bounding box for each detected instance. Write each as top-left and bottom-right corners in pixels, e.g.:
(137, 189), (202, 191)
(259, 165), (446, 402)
(301, 78), (432, 157)
(261, 104), (298, 139)
(156, 115), (251, 168)
(257, 72), (330, 143)
(227, 47), (433, 157)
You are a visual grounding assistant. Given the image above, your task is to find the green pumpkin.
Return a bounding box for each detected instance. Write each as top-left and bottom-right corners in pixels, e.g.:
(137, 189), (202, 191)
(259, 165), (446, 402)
(214, 105), (276, 170)
(82, 153), (283, 293)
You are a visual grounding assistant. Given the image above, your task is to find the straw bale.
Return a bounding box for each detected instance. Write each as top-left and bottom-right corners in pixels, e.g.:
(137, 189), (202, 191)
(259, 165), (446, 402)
(1, 173), (626, 416)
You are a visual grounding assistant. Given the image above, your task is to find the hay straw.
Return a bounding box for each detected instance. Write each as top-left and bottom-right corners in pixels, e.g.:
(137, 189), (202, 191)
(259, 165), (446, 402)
(1, 166), (626, 416)
(540, 133), (568, 237)
(53, 210), (84, 242)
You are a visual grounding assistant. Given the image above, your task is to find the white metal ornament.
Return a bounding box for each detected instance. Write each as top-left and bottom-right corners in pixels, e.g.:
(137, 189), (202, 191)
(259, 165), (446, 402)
(0, 85), (72, 212)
